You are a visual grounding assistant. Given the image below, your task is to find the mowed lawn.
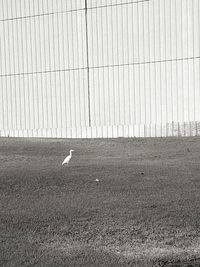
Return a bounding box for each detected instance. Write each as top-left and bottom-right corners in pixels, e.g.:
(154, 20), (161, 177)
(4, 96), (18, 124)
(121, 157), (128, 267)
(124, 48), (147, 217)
(1, 137), (200, 267)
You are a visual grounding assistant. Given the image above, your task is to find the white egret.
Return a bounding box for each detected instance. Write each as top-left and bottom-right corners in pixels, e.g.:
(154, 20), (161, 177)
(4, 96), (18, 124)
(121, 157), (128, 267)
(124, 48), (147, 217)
(62, 150), (74, 166)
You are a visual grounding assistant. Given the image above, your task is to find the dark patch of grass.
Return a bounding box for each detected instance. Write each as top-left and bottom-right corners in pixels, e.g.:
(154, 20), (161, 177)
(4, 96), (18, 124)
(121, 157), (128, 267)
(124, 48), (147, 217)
(1, 137), (200, 266)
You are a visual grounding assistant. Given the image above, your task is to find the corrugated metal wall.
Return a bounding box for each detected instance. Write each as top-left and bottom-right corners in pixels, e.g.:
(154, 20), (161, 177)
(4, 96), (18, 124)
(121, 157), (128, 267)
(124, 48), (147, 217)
(0, 0), (200, 138)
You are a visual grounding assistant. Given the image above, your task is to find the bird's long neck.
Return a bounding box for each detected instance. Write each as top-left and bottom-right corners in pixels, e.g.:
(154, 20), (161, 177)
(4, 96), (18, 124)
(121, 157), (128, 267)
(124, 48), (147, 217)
(70, 151), (72, 156)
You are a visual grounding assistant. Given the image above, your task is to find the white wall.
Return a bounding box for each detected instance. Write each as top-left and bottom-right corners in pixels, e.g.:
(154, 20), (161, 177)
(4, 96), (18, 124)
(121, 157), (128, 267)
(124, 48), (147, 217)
(0, 0), (200, 138)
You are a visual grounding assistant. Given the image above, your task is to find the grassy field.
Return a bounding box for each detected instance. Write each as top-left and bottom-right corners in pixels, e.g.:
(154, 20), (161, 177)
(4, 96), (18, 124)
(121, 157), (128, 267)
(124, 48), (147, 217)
(1, 137), (200, 267)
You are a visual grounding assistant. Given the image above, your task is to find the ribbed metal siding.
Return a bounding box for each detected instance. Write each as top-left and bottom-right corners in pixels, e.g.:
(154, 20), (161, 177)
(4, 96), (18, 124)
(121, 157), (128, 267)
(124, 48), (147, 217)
(0, 0), (200, 138)
(87, 0), (200, 127)
(0, 0), (89, 135)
